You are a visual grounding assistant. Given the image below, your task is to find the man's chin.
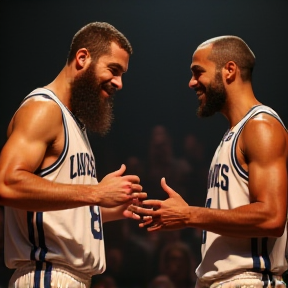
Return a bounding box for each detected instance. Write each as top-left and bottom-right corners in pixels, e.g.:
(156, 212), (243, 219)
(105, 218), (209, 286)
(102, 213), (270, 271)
(98, 90), (108, 98)
(197, 107), (215, 118)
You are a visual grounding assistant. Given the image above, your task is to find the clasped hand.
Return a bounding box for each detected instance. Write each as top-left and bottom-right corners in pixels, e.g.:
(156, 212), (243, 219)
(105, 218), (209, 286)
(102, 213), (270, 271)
(127, 177), (189, 231)
(97, 164), (147, 208)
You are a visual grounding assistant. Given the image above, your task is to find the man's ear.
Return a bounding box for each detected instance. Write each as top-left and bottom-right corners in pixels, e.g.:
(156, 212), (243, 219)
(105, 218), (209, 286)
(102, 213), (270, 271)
(224, 61), (237, 84)
(75, 48), (90, 70)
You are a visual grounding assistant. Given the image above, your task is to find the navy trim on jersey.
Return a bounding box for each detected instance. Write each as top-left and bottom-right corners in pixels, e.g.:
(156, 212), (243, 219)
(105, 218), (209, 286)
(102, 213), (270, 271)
(27, 211), (37, 261)
(262, 237), (271, 271)
(36, 212), (48, 261)
(262, 274), (270, 288)
(230, 105), (263, 181)
(251, 238), (261, 270)
(28, 211), (49, 262)
(44, 262), (52, 288)
(231, 125), (248, 181)
(231, 106), (287, 181)
(22, 93), (69, 177)
(42, 88), (85, 131)
(251, 237), (271, 272)
(24, 93), (65, 265)
(34, 261), (43, 288)
(37, 111), (68, 177)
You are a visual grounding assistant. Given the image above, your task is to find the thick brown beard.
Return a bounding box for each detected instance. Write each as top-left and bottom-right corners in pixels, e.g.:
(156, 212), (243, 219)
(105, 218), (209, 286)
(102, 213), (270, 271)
(70, 64), (114, 135)
(197, 71), (226, 118)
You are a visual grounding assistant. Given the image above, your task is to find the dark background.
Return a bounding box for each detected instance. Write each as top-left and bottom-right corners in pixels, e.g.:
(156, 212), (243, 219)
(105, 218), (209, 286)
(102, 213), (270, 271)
(1, 0), (288, 165)
(0, 0), (288, 287)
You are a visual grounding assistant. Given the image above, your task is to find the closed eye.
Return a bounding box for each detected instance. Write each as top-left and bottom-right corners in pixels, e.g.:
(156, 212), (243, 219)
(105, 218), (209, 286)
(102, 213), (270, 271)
(108, 63), (126, 76)
(191, 65), (206, 78)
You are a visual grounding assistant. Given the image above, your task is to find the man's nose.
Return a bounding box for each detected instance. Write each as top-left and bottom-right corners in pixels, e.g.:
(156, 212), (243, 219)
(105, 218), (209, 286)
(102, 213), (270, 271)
(111, 76), (123, 90)
(188, 77), (197, 89)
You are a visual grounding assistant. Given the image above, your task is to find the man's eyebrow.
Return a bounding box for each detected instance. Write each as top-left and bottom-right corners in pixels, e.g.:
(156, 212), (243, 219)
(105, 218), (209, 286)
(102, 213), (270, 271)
(190, 65), (206, 73)
(108, 63), (127, 73)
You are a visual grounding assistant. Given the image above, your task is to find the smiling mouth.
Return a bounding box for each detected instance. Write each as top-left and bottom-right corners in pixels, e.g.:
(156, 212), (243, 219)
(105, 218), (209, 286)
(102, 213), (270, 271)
(102, 88), (116, 97)
(195, 90), (204, 97)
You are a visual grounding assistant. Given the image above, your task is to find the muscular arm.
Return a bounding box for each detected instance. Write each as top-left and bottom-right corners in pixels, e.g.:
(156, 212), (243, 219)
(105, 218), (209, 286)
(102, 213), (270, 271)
(186, 115), (287, 237)
(130, 115), (288, 237)
(0, 98), (143, 211)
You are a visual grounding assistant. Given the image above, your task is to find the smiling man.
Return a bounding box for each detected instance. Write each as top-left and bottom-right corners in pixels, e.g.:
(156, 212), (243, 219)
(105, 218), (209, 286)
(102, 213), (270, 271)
(128, 36), (288, 288)
(0, 22), (146, 288)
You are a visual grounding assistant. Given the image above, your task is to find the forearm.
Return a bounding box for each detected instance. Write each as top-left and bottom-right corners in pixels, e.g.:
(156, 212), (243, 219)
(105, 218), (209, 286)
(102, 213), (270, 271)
(101, 205), (126, 223)
(0, 171), (97, 211)
(186, 203), (285, 238)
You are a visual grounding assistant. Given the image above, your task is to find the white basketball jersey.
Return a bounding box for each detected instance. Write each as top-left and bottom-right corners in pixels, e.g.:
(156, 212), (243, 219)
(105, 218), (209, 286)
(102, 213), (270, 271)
(4, 88), (106, 278)
(196, 105), (288, 285)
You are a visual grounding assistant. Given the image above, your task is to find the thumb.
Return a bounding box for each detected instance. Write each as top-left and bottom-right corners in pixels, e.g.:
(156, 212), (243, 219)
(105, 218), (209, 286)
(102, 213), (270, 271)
(161, 177), (176, 197)
(106, 164), (126, 178)
(114, 164), (126, 176)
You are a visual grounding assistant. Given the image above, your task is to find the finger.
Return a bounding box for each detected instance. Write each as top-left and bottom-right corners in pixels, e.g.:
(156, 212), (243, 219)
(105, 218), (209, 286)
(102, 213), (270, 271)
(123, 209), (141, 220)
(130, 184), (143, 192)
(147, 225), (162, 232)
(141, 199), (162, 208)
(142, 216), (153, 221)
(139, 217), (153, 228)
(123, 175), (140, 184)
(131, 212), (142, 220)
(131, 197), (145, 209)
(130, 192), (147, 200)
(161, 177), (176, 197)
(139, 219), (162, 232)
(131, 197), (142, 207)
(128, 205), (157, 217)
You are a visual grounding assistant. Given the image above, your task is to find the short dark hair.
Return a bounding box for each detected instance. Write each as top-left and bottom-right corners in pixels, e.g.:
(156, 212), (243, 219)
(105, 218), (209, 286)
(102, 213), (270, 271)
(67, 22), (133, 65)
(199, 36), (255, 81)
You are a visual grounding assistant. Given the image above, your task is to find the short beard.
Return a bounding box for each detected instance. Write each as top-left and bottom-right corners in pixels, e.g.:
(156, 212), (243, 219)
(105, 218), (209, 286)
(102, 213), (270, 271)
(197, 71), (226, 117)
(70, 63), (115, 135)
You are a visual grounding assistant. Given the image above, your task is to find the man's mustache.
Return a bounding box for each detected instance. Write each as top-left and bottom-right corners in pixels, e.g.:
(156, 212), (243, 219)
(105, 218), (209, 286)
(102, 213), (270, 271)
(101, 82), (117, 96)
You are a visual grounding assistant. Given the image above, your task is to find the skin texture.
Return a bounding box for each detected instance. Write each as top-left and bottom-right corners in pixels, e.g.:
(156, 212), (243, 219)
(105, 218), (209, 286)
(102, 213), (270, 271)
(128, 43), (288, 238)
(0, 41), (146, 223)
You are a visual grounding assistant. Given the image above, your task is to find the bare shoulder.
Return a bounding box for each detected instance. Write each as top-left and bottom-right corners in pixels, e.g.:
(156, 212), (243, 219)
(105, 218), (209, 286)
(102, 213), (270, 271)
(240, 112), (288, 162)
(2, 96), (66, 172)
(8, 96), (63, 142)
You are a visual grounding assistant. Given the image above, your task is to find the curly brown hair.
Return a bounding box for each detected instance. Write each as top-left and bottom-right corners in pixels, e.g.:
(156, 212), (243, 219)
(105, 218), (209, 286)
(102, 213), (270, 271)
(67, 22), (132, 65)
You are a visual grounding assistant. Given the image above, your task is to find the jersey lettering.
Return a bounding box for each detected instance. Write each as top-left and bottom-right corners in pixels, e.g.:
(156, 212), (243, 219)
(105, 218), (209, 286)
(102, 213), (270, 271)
(90, 206), (103, 240)
(224, 131), (234, 141)
(70, 153), (97, 179)
(207, 163), (229, 191)
(221, 164), (229, 191)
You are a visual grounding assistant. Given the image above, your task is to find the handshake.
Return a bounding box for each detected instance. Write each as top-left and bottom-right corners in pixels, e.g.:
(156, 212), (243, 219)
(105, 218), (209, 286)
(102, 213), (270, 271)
(125, 177), (190, 232)
(98, 164), (189, 232)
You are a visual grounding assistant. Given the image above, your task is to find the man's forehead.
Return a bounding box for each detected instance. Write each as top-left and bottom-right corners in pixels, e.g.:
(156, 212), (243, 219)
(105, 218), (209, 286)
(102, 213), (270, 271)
(191, 44), (213, 67)
(98, 42), (130, 71)
(192, 44), (212, 60)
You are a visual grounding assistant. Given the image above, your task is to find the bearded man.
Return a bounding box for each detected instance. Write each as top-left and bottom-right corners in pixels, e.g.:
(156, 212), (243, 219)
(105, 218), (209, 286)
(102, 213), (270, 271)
(0, 22), (146, 288)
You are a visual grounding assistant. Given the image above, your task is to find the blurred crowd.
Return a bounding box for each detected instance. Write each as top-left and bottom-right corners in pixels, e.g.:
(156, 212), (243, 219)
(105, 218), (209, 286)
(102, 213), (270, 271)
(0, 124), (210, 288)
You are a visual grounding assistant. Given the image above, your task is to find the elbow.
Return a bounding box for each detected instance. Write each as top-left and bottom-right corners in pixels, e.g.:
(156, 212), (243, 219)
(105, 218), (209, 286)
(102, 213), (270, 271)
(270, 226), (285, 238)
(265, 218), (286, 238)
(0, 171), (21, 205)
(272, 224), (286, 238)
(0, 181), (10, 205)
